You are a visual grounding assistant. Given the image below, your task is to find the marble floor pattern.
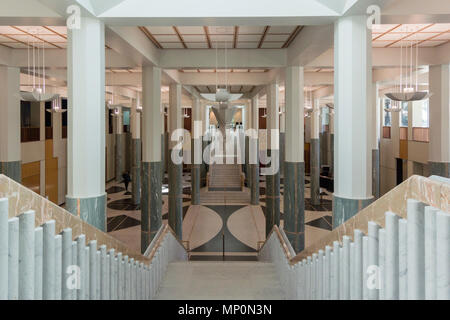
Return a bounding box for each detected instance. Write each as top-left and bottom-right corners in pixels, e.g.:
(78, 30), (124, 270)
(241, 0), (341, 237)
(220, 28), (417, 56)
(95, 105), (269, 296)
(105, 171), (332, 255)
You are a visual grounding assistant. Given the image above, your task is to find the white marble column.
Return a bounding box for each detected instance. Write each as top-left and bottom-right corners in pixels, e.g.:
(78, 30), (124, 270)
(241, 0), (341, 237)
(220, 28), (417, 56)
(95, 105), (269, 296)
(114, 106), (125, 182)
(333, 15), (373, 228)
(0, 66), (21, 182)
(265, 82), (280, 236)
(283, 66), (305, 253)
(168, 83), (183, 238)
(429, 64), (450, 177)
(66, 17), (106, 231)
(141, 66), (162, 252)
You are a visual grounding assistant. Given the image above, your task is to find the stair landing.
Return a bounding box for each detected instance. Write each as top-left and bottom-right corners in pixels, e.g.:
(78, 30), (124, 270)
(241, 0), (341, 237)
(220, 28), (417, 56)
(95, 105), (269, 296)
(155, 261), (283, 300)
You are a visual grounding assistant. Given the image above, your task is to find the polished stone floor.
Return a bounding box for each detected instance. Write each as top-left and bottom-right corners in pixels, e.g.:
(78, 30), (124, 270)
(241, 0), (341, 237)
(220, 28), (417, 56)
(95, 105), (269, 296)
(105, 170), (332, 255)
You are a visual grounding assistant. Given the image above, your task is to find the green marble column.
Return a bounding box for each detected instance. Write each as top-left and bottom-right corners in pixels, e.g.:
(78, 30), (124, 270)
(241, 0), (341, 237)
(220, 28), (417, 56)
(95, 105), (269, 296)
(283, 161), (305, 252)
(310, 138), (320, 205)
(332, 196), (373, 228)
(265, 149), (280, 236)
(201, 139), (208, 187)
(191, 138), (201, 205)
(131, 138), (141, 205)
(429, 162), (450, 178)
(66, 194), (106, 231)
(115, 133), (126, 181)
(0, 161), (21, 183)
(141, 161), (162, 253)
(168, 149), (183, 238)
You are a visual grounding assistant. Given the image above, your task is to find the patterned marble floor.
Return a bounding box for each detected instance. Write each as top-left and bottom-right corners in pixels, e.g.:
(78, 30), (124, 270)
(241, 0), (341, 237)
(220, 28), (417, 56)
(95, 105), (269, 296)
(105, 171), (332, 255)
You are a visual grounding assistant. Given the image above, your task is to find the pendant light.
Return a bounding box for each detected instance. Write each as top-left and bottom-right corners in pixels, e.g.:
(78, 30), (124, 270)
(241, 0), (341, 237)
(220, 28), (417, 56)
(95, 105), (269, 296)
(200, 39), (243, 103)
(21, 29), (58, 102)
(45, 94), (67, 113)
(385, 30), (431, 102)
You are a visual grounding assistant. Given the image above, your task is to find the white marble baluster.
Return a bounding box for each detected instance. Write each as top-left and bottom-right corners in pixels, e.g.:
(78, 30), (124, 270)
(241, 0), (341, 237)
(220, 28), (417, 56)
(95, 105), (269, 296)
(0, 198), (8, 300)
(54, 234), (62, 300)
(88, 240), (97, 300)
(324, 246), (332, 300)
(425, 206), (438, 300)
(61, 228), (72, 300)
(368, 221), (380, 300)
(407, 199), (425, 300)
(76, 235), (86, 300)
(317, 250), (324, 300)
(436, 211), (450, 300)
(8, 218), (19, 300)
(19, 211), (35, 300)
(332, 241), (340, 300)
(34, 227), (43, 300)
(100, 245), (107, 300)
(378, 228), (385, 300)
(108, 249), (116, 300)
(84, 246), (89, 300)
(385, 212), (399, 300)
(354, 230), (363, 300)
(43, 220), (55, 300)
(349, 242), (355, 299)
(71, 241), (77, 300)
(398, 218), (408, 299)
(362, 235), (369, 300)
(341, 236), (350, 300)
(117, 253), (123, 300)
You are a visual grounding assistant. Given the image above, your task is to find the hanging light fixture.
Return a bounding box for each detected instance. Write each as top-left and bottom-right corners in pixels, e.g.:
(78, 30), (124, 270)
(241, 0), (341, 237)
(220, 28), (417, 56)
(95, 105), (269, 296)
(21, 28), (58, 102)
(45, 94), (67, 113)
(385, 30), (431, 102)
(384, 99), (402, 112)
(200, 40), (243, 103)
(261, 108), (267, 118)
(183, 107), (190, 119)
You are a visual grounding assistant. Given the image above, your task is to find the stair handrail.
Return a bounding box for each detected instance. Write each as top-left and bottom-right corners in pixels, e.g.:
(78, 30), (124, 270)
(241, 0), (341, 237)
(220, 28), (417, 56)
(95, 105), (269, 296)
(259, 174), (449, 266)
(0, 174), (187, 266)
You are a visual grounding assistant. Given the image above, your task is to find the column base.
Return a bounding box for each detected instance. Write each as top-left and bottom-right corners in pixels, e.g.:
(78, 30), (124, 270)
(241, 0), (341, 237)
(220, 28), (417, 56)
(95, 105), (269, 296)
(332, 195), (373, 229)
(66, 194), (106, 231)
(310, 138), (320, 205)
(141, 161), (162, 253)
(0, 160), (21, 183)
(283, 161), (305, 253)
(429, 161), (450, 178)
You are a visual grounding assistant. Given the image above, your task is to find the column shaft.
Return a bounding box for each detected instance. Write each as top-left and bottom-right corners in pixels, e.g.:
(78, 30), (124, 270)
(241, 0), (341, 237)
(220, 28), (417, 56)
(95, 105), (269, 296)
(141, 66), (162, 252)
(191, 98), (201, 205)
(265, 83), (280, 236)
(0, 66), (21, 182)
(250, 96), (260, 205)
(66, 17), (106, 231)
(131, 106), (141, 205)
(114, 107), (125, 182)
(168, 84), (183, 238)
(333, 15), (373, 228)
(283, 66), (305, 252)
(311, 98), (321, 206)
(429, 64), (450, 177)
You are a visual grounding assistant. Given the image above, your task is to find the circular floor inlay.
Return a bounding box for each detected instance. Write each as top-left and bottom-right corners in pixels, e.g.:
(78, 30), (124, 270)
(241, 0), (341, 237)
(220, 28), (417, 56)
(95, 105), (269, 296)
(106, 186), (125, 194)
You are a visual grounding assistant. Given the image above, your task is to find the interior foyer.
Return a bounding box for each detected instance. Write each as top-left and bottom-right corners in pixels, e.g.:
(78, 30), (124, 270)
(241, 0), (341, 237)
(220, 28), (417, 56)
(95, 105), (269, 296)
(0, 0), (449, 301)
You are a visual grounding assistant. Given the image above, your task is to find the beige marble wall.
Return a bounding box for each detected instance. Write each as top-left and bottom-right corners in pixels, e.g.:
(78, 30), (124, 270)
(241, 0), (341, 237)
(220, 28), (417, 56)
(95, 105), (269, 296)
(0, 174), (150, 264)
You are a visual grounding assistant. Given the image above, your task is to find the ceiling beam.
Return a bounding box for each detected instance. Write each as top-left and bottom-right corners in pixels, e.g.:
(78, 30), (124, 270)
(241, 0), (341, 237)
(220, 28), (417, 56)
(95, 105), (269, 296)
(258, 26), (270, 49)
(173, 26), (187, 49)
(204, 26), (212, 49)
(138, 26), (163, 49)
(282, 26), (303, 48)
